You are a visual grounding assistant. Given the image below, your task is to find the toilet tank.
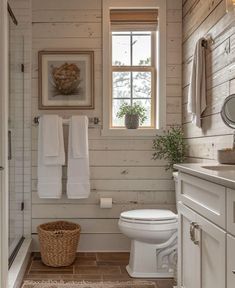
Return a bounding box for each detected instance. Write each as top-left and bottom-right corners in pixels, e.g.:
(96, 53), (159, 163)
(173, 172), (179, 212)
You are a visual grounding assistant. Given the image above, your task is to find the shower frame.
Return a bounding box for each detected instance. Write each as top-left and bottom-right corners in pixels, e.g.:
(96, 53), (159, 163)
(0, 0), (10, 287)
(8, 1), (25, 267)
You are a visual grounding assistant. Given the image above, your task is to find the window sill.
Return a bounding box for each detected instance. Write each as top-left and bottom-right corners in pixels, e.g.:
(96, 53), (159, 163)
(101, 128), (160, 137)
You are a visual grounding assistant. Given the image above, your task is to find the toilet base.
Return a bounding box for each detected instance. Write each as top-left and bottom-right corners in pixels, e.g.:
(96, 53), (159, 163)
(127, 234), (177, 278)
(126, 264), (174, 278)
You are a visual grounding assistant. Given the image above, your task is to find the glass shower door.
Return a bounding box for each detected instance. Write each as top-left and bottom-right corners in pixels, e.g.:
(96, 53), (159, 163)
(8, 4), (24, 263)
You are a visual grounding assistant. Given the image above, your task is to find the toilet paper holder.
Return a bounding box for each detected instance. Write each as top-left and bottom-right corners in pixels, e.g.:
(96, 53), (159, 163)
(100, 198), (113, 209)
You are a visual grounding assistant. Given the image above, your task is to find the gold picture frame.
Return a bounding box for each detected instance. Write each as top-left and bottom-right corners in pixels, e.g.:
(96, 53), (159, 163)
(38, 50), (94, 110)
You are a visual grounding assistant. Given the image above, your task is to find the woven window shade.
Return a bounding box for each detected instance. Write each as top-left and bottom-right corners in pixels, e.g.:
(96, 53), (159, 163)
(110, 9), (158, 30)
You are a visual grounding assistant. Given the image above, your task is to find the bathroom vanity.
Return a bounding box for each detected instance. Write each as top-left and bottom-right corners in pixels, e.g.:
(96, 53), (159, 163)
(174, 163), (235, 288)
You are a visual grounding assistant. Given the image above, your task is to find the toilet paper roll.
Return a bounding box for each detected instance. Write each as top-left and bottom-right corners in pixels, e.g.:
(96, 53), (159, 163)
(100, 198), (112, 209)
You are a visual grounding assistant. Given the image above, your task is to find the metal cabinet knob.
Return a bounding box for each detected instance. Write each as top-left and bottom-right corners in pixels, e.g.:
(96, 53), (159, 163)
(0, 166), (4, 171)
(232, 270), (235, 274)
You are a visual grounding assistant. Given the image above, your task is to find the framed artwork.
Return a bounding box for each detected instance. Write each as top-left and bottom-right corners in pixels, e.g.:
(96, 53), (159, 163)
(38, 51), (94, 109)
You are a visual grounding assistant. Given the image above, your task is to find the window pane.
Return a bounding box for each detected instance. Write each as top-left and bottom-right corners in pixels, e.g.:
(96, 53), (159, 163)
(133, 99), (152, 127)
(132, 35), (151, 66)
(132, 72), (151, 98)
(112, 99), (131, 127)
(112, 72), (131, 98)
(112, 35), (130, 66)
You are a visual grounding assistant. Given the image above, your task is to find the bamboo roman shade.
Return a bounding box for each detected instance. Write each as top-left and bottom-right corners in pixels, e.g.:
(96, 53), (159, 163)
(110, 9), (158, 30)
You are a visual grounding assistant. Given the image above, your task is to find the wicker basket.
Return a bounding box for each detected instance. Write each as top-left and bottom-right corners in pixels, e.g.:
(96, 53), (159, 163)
(37, 221), (81, 267)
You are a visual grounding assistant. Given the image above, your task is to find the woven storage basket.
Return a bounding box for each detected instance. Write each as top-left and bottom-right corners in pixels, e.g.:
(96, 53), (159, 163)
(37, 221), (81, 267)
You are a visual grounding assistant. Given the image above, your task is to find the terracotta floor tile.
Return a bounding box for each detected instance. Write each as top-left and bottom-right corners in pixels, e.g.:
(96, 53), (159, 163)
(75, 266), (122, 275)
(103, 274), (131, 281)
(96, 252), (130, 266)
(96, 252), (130, 261)
(76, 252), (97, 260)
(23, 252), (174, 288)
(97, 261), (129, 266)
(156, 279), (175, 288)
(30, 260), (73, 271)
(120, 266), (130, 275)
(74, 258), (97, 266)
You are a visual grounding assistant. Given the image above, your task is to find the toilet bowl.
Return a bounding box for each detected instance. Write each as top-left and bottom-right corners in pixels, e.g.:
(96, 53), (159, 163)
(118, 173), (179, 278)
(119, 209), (177, 278)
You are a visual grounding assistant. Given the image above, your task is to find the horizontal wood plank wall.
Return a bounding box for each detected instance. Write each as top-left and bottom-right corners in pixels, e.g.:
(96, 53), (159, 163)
(182, 0), (235, 163)
(31, 0), (182, 251)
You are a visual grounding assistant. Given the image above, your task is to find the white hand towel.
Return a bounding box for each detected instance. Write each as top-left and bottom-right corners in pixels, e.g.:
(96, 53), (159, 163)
(67, 116), (90, 199)
(37, 115), (65, 199)
(43, 115), (59, 157)
(42, 115), (65, 166)
(71, 115), (89, 158)
(188, 38), (207, 128)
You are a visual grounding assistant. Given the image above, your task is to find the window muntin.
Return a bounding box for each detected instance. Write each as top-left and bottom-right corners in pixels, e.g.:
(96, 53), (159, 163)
(111, 31), (156, 128)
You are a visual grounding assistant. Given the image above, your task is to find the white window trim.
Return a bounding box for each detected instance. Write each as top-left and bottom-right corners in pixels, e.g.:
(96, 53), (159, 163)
(102, 0), (166, 137)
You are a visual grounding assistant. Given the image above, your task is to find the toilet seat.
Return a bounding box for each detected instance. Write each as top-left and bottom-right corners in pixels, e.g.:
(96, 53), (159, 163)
(120, 209), (177, 224)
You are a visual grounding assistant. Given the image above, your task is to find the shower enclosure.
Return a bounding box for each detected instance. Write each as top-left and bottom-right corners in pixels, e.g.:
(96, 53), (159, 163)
(8, 3), (25, 265)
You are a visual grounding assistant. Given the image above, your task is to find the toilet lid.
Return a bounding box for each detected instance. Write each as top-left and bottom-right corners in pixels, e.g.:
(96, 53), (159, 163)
(120, 209), (177, 222)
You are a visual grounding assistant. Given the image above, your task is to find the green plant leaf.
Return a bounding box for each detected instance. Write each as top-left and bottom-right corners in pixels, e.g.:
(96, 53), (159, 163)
(152, 126), (187, 170)
(116, 103), (147, 124)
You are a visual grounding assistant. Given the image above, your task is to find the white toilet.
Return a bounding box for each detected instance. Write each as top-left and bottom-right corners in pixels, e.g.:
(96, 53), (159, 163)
(118, 172), (179, 278)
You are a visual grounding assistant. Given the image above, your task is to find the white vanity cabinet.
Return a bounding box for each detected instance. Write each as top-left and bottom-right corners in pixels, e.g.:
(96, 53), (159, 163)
(178, 202), (226, 288)
(177, 171), (233, 288)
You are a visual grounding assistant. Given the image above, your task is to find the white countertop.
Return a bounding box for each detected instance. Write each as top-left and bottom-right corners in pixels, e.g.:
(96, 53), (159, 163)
(174, 163), (235, 190)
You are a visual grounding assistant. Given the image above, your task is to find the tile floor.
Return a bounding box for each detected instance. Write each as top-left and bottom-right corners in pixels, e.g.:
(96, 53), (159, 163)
(23, 252), (175, 288)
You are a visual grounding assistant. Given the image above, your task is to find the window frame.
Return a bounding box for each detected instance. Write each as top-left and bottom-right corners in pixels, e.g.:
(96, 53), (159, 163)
(111, 30), (156, 129)
(102, 0), (166, 137)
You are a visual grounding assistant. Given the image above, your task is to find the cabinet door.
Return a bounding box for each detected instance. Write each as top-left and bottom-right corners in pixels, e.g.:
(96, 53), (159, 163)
(196, 213), (226, 288)
(227, 234), (235, 288)
(178, 203), (200, 288)
(178, 203), (226, 288)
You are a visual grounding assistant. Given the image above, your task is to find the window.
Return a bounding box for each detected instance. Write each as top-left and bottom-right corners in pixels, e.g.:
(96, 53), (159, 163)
(110, 10), (157, 128)
(102, 0), (167, 136)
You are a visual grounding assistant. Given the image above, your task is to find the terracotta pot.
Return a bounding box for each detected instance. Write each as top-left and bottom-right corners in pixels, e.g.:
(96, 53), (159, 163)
(125, 114), (139, 129)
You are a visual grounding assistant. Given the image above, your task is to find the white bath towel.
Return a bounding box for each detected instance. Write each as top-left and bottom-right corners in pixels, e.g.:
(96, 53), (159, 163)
(37, 115), (65, 199)
(188, 38), (207, 128)
(67, 116), (90, 199)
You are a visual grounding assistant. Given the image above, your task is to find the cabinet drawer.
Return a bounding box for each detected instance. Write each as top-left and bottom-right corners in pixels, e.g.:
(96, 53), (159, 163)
(227, 189), (235, 236)
(227, 235), (235, 288)
(179, 173), (226, 228)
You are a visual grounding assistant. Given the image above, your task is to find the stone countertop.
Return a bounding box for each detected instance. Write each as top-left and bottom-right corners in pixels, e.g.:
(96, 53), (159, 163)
(174, 163), (235, 190)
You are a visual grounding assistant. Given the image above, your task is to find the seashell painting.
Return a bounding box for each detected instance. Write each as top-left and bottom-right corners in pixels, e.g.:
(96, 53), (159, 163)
(51, 63), (81, 95)
(39, 51), (94, 109)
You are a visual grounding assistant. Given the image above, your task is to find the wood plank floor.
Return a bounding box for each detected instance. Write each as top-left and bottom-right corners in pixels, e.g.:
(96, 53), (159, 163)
(23, 252), (175, 288)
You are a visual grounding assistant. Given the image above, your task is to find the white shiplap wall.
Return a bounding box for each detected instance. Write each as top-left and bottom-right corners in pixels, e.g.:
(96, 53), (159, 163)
(182, 0), (235, 163)
(31, 0), (182, 251)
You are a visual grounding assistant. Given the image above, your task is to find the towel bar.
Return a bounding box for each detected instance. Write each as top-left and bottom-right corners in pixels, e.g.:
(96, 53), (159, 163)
(33, 116), (100, 126)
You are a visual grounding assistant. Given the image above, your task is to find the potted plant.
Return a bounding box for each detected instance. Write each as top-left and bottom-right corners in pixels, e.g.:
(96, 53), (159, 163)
(152, 126), (187, 170)
(116, 103), (147, 129)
